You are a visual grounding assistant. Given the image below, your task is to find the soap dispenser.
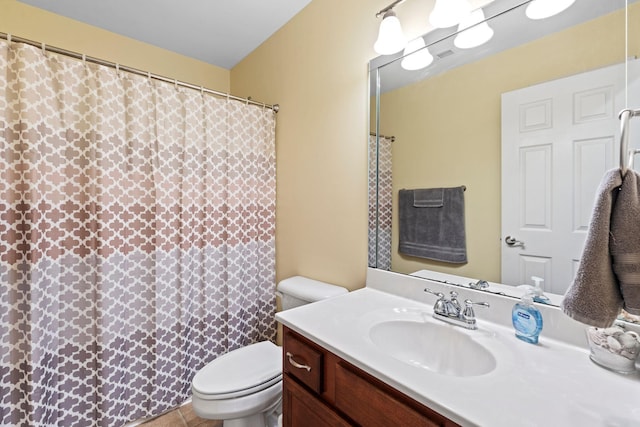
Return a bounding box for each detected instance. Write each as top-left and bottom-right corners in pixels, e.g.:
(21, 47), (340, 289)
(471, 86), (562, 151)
(530, 276), (550, 304)
(512, 288), (543, 344)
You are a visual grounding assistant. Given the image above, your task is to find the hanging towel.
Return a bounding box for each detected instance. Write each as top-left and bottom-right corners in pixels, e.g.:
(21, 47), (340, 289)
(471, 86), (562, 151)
(413, 188), (444, 208)
(610, 170), (640, 316)
(398, 186), (467, 263)
(562, 169), (640, 327)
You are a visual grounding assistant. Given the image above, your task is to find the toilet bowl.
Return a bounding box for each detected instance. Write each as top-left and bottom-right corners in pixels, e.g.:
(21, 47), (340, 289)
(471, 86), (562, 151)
(191, 276), (348, 427)
(192, 341), (282, 427)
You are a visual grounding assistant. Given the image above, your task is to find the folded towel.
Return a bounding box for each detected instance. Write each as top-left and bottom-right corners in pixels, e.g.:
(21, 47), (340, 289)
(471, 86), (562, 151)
(398, 186), (467, 264)
(562, 169), (640, 327)
(413, 188), (444, 208)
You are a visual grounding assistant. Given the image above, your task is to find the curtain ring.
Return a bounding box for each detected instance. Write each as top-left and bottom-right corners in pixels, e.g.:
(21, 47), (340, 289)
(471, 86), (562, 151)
(41, 42), (46, 55)
(82, 53), (86, 66)
(174, 79), (178, 90)
(115, 63), (120, 76)
(6, 34), (11, 44)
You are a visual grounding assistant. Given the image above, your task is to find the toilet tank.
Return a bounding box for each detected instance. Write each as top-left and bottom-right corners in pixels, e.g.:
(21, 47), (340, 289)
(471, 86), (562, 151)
(277, 276), (348, 311)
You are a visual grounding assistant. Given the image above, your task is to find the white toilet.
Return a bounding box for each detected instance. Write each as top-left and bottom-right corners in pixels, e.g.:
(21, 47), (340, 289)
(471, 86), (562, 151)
(191, 276), (348, 427)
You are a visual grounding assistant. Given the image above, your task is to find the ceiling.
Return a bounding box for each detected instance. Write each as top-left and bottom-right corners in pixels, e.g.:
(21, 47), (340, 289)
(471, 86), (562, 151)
(18, 0), (313, 70)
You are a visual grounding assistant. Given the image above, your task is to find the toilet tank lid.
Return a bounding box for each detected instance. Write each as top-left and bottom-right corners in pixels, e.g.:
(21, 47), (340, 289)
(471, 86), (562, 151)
(276, 276), (348, 302)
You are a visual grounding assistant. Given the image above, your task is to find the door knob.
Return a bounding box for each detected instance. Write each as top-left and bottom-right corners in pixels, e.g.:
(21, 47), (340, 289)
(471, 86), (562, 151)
(505, 235), (524, 247)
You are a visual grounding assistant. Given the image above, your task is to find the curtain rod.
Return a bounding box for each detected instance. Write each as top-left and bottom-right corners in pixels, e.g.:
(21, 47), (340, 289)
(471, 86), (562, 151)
(370, 132), (395, 142)
(0, 32), (279, 113)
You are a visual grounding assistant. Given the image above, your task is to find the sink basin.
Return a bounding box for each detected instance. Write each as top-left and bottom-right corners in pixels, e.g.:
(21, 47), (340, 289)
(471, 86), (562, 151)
(369, 319), (496, 377)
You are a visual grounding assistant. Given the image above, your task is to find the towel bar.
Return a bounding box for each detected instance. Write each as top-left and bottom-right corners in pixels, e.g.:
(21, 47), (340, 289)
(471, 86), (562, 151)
(619, 108), (640, 176)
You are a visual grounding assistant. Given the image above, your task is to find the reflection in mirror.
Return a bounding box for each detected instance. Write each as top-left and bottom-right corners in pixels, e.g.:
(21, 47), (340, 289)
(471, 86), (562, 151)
(368, 0), (640, 319)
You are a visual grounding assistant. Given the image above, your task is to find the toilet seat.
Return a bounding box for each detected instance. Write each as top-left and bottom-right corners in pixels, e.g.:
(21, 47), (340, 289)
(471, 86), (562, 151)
(192, 341), (282, 400)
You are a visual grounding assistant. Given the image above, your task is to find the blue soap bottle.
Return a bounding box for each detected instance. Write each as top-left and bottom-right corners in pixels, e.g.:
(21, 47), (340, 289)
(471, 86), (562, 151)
(512, 287), (543, 344)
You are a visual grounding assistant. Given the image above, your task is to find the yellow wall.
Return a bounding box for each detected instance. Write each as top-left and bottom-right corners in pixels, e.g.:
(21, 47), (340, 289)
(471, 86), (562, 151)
(3, 0), (637, 293)
(380, 5), (639, 281)
(0, 0), (229, 91)
(0, 0), (386, 292)
(231, 0), (390, 290)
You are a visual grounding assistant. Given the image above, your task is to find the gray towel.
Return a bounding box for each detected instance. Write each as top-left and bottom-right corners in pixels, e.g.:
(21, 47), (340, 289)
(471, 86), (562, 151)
(413, 188), (443, 208)
(398, 187), (467, 264)
(611, 170), (640, 316)
(562, 169), (640, 327)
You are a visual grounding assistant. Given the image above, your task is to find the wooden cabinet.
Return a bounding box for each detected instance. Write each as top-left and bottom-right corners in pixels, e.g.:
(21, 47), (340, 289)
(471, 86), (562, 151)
(282, 326), (461, 427)
(283, 375), (351, 427)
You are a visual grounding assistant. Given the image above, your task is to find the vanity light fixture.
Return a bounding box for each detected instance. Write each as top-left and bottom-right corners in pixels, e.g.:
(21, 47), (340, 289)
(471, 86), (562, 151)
(525, 0), (576, 20)
(454, 9), (494, 49)
(401, 37), (434, 70)
(429, 0), (472, 28)
(374, 9), (407, 55)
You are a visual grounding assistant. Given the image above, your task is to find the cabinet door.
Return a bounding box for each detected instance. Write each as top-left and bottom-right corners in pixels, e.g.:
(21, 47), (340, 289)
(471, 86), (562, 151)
(335, 363), (457, 427)
(283, 375), (352, 427)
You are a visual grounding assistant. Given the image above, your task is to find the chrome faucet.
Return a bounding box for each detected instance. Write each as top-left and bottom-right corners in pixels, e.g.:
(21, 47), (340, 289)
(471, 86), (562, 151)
(424, 288), (489, 330)
(469, 279), (489, 290)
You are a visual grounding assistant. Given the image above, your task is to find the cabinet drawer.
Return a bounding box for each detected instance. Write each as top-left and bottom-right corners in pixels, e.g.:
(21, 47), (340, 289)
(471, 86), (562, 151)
(283, 329), (323, 394)
(335, 362), (454, 427)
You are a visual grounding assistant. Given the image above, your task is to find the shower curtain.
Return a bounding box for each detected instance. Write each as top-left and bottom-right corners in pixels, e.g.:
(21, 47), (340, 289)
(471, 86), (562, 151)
(0, 40), (276, 426)
(368, 134), (392, 270)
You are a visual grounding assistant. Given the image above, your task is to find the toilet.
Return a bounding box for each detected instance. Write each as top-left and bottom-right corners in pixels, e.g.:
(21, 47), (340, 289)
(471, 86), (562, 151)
(191, 276), (348, 427)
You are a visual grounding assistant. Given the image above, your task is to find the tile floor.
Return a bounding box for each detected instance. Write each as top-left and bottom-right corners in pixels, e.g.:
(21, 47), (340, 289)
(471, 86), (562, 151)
(140, 402), (221, 427)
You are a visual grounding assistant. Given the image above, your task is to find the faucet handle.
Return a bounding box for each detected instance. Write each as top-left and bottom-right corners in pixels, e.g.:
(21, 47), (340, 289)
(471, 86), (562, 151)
(462, 299), (490, 321)
(424, 288), (446, 315)
(449, 290), (461, 312)
(424, 288), (444, 299)
(463, 299), (490, 309)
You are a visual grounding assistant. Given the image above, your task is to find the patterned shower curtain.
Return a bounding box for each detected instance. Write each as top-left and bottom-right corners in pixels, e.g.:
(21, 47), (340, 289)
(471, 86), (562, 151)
(368, 134), (392, 270)
(0, 40), (276, 426)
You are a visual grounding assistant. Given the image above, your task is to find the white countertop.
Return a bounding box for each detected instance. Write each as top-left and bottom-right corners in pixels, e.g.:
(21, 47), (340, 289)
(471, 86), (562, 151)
(276, 287), (640, 427)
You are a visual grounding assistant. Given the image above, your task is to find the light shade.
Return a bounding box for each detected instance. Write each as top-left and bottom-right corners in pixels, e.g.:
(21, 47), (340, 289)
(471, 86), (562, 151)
(429, 0), (472, 28)
(401, 38), (434, 71)
(525, 0), (576, 20)
(454, 9), (494, 49)
(374, 10), (406, 55)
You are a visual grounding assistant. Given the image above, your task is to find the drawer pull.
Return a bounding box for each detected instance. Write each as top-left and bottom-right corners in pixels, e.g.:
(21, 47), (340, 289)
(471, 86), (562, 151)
(286, 352), (311, 372)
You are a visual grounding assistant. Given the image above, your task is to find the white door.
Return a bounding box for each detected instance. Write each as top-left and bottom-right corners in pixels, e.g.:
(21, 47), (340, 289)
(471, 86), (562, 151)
(501, 61), (640, 295)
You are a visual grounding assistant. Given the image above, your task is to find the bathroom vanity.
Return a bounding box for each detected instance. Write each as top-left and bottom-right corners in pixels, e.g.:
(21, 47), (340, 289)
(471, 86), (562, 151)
(282, 326), (459, 427)
(276, 269), (640, 427)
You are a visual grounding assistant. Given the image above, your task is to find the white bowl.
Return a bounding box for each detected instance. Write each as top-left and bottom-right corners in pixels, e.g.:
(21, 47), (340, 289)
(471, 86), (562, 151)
(586, 326), (640, 374)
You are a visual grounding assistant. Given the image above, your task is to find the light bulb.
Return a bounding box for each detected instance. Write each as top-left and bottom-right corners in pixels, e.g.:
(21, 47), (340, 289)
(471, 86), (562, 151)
(525, 0), (576, 20)
(374, 10), (406, 55)
(429, 0), (472, 28)
(401, 38), (434, 71)
(454, 9), (494, 49)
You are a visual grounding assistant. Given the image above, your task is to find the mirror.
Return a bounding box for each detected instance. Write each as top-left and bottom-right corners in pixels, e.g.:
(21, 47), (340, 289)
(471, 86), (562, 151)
(369, 0), (640, 314)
